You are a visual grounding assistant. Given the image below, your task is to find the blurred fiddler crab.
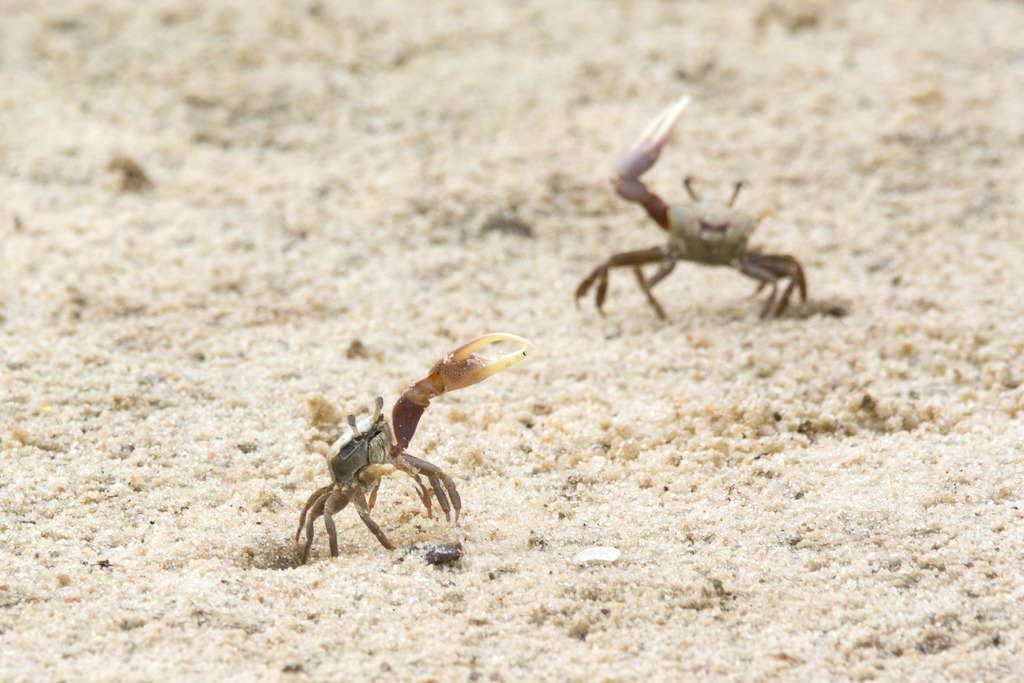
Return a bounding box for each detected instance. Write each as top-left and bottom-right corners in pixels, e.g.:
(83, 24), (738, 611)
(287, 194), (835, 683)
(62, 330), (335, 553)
(296, 333), (533, 564)
(577, 95), (807, 319)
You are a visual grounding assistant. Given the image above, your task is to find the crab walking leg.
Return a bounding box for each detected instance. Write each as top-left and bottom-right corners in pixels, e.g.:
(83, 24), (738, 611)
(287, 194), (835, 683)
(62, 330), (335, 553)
(366, 478), (381, 514)
(323, 511), (339, 558)
(612, 95), (691, 229)
(410, 473), (435, 516)
(575, 246), (674, 317)
(357, 463), (394, 516)
(352, 489), (396, 550)
(428, 477), (452, 520)
(299, 492), (330, 564)
(740, 253), (807, 318)
(391, 333), (534, 452)
(296, 485), (332, 545)
(323, 490), (352, 558)
(401, 453), (462, 523)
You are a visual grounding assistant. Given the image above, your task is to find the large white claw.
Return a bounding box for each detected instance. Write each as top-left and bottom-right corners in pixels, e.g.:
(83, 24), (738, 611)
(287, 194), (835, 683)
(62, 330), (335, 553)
(636, 95), (690, 149)
(614, 94), (691, 182)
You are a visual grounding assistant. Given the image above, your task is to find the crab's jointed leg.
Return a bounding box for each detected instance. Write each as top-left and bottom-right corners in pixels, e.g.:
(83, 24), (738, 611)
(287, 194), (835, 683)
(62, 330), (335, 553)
(401, 453), (463, 523)
(740, 253), (807, 318)
(390, 333), (532, 453)
(575, 246), (675, 319)
(296, 485), (332, 545)
(352, 489), (396, 550)
(612, 95), (691, 230)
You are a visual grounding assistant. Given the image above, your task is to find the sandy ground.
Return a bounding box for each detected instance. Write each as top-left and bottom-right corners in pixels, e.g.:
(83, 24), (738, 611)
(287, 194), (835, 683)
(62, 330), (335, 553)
(2, 0), (1024, 680)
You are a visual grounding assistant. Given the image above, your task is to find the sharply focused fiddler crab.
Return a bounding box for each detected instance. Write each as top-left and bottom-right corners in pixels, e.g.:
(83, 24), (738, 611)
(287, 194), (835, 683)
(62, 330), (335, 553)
(577, 95), (807, 319)
(296, 333), (533, 564)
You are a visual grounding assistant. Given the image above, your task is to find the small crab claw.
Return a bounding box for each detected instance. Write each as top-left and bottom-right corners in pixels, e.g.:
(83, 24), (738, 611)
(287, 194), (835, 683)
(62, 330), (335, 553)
(391, 333), (533, 453)
(613, 95), (690, 187)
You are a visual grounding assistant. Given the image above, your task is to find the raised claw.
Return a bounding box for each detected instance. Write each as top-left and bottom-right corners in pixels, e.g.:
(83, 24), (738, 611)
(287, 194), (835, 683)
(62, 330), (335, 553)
(391, 333), (533, 453)
(611, 95), (690, 230)
(426, 333), (534, 392)
(613, 94), (690, 184)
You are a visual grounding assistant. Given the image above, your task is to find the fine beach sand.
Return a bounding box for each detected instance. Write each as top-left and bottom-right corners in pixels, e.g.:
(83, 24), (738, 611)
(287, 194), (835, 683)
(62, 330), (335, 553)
(2, 1), (1024, 680)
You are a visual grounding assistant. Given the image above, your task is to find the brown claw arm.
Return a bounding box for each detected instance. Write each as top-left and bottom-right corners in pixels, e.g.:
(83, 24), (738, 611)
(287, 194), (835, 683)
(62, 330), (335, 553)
(391, 333), (533, 453)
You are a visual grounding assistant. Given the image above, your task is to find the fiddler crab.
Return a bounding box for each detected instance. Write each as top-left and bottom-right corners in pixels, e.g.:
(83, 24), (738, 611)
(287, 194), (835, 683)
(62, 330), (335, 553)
(577, 95), (807, 319)
(296, 333), (533, 564)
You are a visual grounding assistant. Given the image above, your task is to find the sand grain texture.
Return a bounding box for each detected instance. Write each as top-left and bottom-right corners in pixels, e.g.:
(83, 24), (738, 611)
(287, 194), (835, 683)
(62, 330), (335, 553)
(2, 1), (1023, 680)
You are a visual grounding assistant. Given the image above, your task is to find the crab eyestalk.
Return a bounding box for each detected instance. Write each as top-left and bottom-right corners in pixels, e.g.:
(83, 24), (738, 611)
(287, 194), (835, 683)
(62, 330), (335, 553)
(391, 333), (533, 453)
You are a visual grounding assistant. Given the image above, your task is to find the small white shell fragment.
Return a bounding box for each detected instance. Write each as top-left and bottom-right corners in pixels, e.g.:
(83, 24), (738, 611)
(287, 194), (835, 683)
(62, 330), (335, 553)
(574, 546), (621, 564)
